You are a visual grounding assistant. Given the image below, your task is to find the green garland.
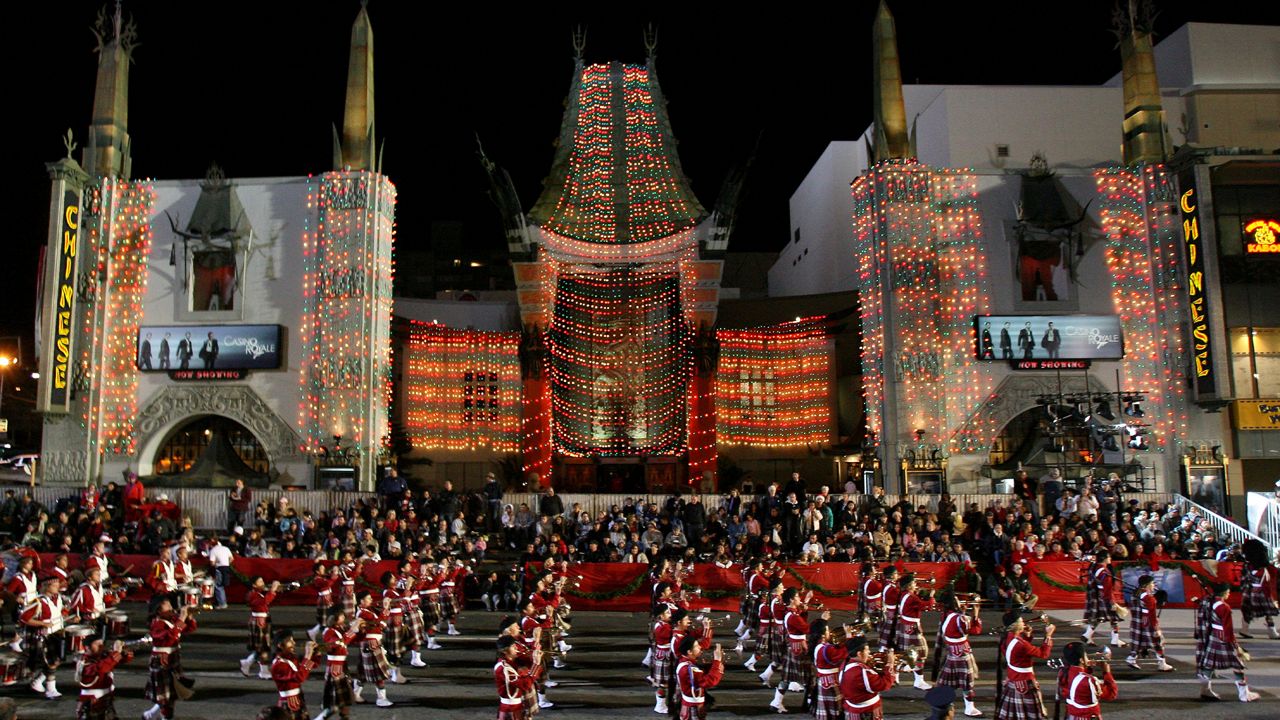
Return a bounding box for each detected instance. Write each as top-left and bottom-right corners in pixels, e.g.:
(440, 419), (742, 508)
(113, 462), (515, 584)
(783, 567), (858, 598)
(564, 567), (650, 601)
(1034, 560), (1224, 595)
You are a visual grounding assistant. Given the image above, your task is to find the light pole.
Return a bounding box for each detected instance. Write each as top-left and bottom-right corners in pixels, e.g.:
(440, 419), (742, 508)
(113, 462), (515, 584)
(0, 355), (11, 438)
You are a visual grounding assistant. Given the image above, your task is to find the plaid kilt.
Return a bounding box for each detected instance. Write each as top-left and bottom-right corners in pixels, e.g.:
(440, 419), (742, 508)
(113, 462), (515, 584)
(145, 652), (175, 706)
(754, 620), (772, 658)
(895, 619), (927, 655)
(650, 647), (674, 688)
(419, 596), (441, 626)
(76, 695), (120, 720)
(782, 639), (811, 686)
(769, 623), (786, 667)
(383, 617), (405, 661)
(440, 590), (458, 619)
(1198, 633), (1244, 672)
(742, 593), (760, 629)
(1241, 586), (1279, 622)
(877, 610), (897, 649)
(938, 647), (977, 694)
(341, 588), (357, 619)
(814, 673), (842, 720)
(23, 627), (61, 672)
(1128, 618), (1161, 655)
(997, 679), (1046, 720)
(248, 618), (273, 655)
(1083, 590), (1119, 625)
(324, 670), (354, 709)
(842, 706), (883, 720)
(678, 702), (708, 720)
(405, 605), (426, 643)
(274, 696), (309, 720)
(360, 642), (391, 683)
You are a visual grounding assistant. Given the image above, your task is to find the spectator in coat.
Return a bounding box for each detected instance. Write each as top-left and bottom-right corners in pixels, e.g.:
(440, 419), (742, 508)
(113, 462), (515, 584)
(483, 472), (503, 531)
(539, 488), (564, 520)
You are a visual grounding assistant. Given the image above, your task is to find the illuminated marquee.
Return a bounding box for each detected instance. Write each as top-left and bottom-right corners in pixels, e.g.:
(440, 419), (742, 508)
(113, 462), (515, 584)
(42, 189), (81, 411)
(1177, 172), (1215, 397)
(1245, 218), (1280, 255)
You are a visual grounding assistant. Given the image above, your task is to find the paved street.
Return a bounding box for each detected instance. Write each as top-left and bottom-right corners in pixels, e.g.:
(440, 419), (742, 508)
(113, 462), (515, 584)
(8, 603), (1279, 719)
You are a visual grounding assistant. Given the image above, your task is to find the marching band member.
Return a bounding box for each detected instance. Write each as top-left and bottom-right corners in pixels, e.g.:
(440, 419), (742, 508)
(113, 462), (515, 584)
(746, 578), (781, 678)
(519, 595), (555, 710)
(416, 561), (445, 651)
(738, 559), (770, 642)
(143, 596), (196, 720)
(397, 560), (429, 668)
(937, 593), (983, 717)
(773, 588), (821, 713)
(1196, 583), (1259, 702)
(877, 567), (900, 652)
(337, 553), (363, 620)
(440, 556), (467, 636)
(498, 614), (541, 717)
(837, 637), (896, 720)
(70, 565), (115, 639)
(1239, 539), (1279, 639)
(650, 602), (676, 714)
(759, 579), (786, 686)
(85, 539), (112, 583)
(810, 618), (850, 720)
(894, 573), (932, 690)
(379, 570), (412, 684)
(353, 590), (394, 707)
(75, 637), (134, 720)
(496, 634), (540, 720)
(307, 562), (337, 643)
(1056, 641), (1116, 720)
(995, 611), (1054, 720)
(147, 549), (179, 618)
(22, 576), (68, 700)
(1081, 551), (1124, 648)
(269, 631), (318, 720)
(240, 576), (282, 680)
(5, 554), (39, 652)
(858, 563), (883, 627)
(317, 610), (358, 720)
(675, 635), (724, 720)
(1124, 575), (1172, 671)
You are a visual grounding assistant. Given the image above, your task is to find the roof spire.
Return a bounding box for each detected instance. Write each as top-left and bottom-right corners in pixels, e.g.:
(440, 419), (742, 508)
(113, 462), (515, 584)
(644, 24), (658, 62)
(1115, 0), (1168, 164)
(572, 25), (587, 60)
(334, 1), (377, 171)
(871, 1), (911, 162)
(84, 0), (136, 178)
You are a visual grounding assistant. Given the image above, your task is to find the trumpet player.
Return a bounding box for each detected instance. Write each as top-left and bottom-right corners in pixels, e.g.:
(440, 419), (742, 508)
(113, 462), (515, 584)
(518, 596), (555, 710)
(837, 637), (896, 720)
(857, 562), (883, 627)
(240, 576), (282, 680)
(1239, 539), (1279, 639)
(1197, 583), (1259, 702)
(1124, 575), (1171, 672)
(353, 590), (395, 707)
(995, 611), (1053, 720)
(937, 593), (983, 717)
(738, 558), (770, 641)
(894, 573), (932, 691)
(650, 603), (677, 713)
(269, 631), (318, 720)
(877, 567), (900, 652)
(307, 562), (337, 643)
(143, 596), (197, 720)
(811, 618), (850, 720)
(496, 634), (541, 720)
(317, 610), (359, 720)
(772, 588), (821, 713)
(1081, 551), (1124, 648)
(1056, 642), (1116, 720)
(379, 570), (413, 684)
(675, 635), (725, 720)
(415, 560), (445, 651)
(76, 637), (134, 720)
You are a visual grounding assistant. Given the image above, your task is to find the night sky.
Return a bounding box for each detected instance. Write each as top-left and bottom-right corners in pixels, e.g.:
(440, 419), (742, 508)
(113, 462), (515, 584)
(9, 1), (1274, 363)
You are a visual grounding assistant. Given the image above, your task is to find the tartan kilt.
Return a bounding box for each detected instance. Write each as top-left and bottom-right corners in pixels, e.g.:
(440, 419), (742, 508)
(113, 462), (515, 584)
(360, 642), (391, 682)
(76, 695), (119, 720)
(440, 590), (458, 619)
(1241, 587), (1279, 622)
(248, 618), (273, 654)
(814, 674), (842, 720)
(678, 702), (708, 720)
(769, 623), (786, 667)
(23, 627), (60, 671)
(650, 647), (674, 687)
(754, 621), (772, 657)
(895, 620), (927, 655)
(324, 670), (354, 709)
(938, 648), (977, 694)
(383, 617), (405, 660)
(1128, 619), (1161, 655)
(419, 596), (442, 626)
(997, 679), (1046, 720)
(877, 611), (897, 649)
(1198, 633), (1244, 672)
(341, 589), (356, 619)
(842, 706), (883, 720)
(742, 594), (759, 628)
(274, 696), (309, 720)
(145, 652), (175, 706)
(498, 706), (527, 720)
(405, 605), (426, 643)
(781, 640), (811, 686)
(1083, 592), (1119, 625)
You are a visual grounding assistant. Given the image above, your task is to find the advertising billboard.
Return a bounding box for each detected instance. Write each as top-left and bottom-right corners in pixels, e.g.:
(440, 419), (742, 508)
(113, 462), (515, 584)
(974, 315), (1124, 361)
(137, 325), (283, 372)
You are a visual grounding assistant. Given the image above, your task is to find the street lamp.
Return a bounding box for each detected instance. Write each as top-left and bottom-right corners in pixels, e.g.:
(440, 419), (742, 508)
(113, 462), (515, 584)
(0, 356), (11, 437)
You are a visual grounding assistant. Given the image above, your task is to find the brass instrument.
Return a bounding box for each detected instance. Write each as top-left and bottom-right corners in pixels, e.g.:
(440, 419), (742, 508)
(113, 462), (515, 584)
(120, 636), (154, 652)
(866, 647), (918, 672)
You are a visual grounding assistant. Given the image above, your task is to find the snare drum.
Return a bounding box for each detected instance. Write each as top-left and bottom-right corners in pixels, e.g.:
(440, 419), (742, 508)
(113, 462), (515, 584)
(178, 584), (200, 609)
(199, 577), (215, 602)
(0, 653), (21, 685)
(66, 625), (95, 655)
(106, 612), (129, 639)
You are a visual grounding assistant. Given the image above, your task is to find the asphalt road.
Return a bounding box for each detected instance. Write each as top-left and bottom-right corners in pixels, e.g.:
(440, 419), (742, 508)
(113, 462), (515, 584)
(6, 603), (1279, 719)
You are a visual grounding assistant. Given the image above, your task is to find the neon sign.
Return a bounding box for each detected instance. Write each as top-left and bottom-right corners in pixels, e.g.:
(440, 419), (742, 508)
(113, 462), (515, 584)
(1244, 218), (1280, 255)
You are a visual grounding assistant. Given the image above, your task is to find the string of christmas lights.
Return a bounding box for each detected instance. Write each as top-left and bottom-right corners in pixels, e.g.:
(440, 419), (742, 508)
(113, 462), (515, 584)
(298, 172), (396, 456)
(715, 319), (831, 447)
(403, 323), (520, 452)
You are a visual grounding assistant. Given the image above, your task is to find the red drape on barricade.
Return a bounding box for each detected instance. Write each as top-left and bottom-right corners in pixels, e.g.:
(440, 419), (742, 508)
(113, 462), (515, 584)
(1027, 559), (1243, 610)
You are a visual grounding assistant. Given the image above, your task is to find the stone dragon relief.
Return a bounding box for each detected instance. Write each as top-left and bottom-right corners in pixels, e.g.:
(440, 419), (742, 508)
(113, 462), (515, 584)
(134, 386), (303, 462)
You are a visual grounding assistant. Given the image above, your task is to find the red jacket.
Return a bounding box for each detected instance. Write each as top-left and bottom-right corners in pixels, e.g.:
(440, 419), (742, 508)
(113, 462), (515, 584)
(495, 656), (536, 708)
(313, 576), (336, 608)
(150, 612), (196, 652)
(813, 641), (847, 678)
(675, 658), (723, 708)
(1003, 632), (1052, 682)
(322, 625), (358, 674)
(1061, 665), (1117, 718)
(271, 652), (315, 702)
(1133, 591), (1160, 632)
(839, 659), (895, 712)
(1090, 566), (1117, 603)
(21, 595), (67, 632)
(70, 581), (113, 620)
(77, 649), (132, 703)
(784, 608), (810, 654)
(882, 584), (901, 615)
(653, 620), (674, 653)
(941, 611), (982, 653)
(247, 589), (278, 624)
(898, 591), (927, 624)
(355, 607), (385, 645)
(862, 576), (884, 606)
(6, 570), (38, 604)
(1211, 600), (1235, 643)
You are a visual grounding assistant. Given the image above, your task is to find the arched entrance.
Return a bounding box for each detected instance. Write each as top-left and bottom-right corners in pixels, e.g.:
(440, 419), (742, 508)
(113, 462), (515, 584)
(133, 385), (303, 479)
(988, 406), (1090, 472)
(153, 415), (270, 477)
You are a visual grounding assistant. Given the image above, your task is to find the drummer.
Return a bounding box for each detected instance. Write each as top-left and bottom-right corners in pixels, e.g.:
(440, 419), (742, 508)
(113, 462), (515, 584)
(4, 554), (39, 653)
(21, 576), (68, 700)
(85, 538), (112, 583)
(70, 565), (116, 639)
(146, 550), (179, 618)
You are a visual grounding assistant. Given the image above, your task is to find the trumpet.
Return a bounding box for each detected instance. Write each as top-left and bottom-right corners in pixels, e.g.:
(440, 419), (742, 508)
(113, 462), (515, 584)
(120, 636), (154, 652)
(866, 647), (918, 672)
(1048, 647), (1112, 669)
(695, 614), (734, 627)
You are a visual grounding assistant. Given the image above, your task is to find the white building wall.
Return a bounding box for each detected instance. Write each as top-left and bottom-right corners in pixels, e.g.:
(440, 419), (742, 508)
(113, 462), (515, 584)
(768, 142), (864, 298)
